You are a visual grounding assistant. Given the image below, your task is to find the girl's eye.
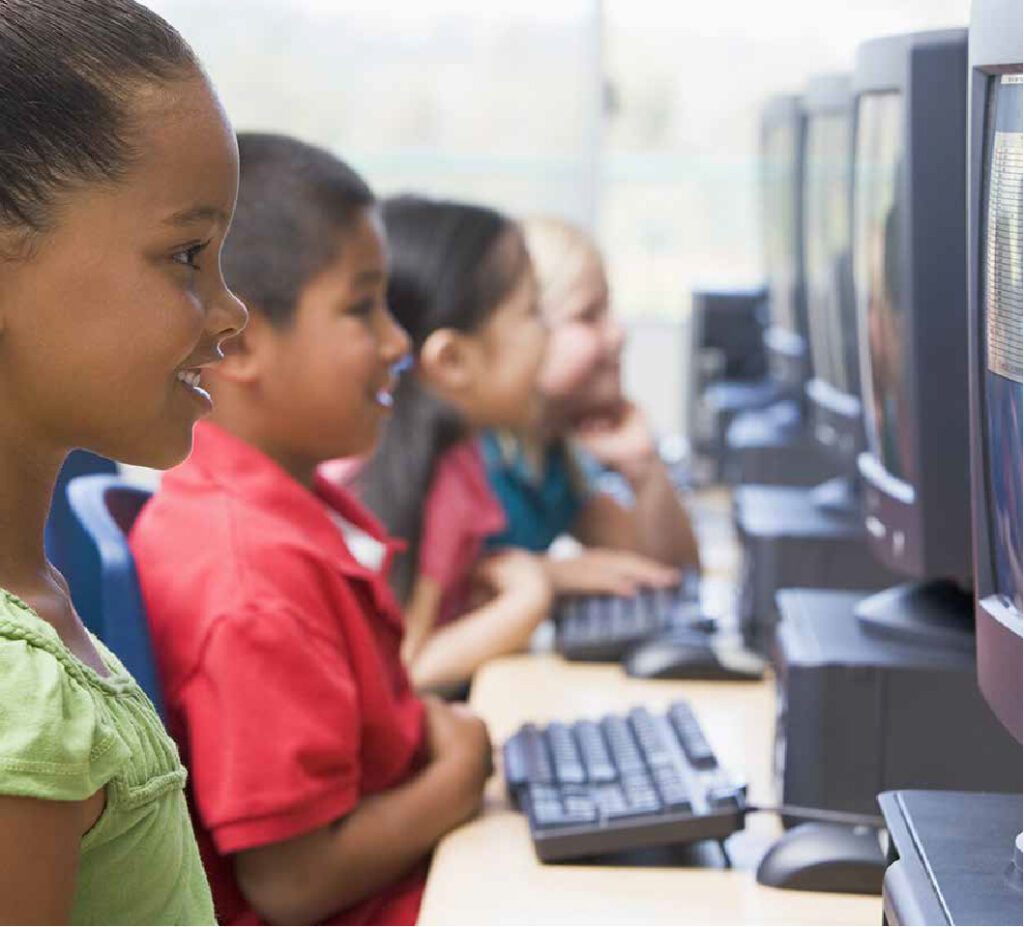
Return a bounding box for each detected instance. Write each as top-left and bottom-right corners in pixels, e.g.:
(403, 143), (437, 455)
(346, 300), (377, 318)
(171, 241), (210, 271)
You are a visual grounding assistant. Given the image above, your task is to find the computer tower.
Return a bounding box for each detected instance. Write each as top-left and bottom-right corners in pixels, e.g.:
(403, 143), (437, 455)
(879, 791), (1023, 926)
(773, 589), (1023, 819)
(735, 487), (900, 655)
(722, 401), (834, 487)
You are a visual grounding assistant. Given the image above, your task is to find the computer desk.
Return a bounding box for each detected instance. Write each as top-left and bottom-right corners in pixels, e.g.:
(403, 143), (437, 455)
(419, 487), (882, 926)
(419, 656), (881, 925)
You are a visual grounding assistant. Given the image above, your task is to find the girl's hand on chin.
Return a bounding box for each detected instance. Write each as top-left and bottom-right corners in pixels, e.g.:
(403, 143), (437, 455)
(573, 400), (658, 485)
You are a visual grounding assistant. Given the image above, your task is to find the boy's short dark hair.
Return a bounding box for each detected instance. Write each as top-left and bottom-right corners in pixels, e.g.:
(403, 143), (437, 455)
(223, 132), (375, 328)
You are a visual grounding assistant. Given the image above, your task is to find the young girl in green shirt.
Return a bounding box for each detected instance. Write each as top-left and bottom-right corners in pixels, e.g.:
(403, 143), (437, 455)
(0, 1), (247, 921)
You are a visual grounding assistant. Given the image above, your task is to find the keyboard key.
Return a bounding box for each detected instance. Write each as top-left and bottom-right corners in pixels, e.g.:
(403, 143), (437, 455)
(651, 769), (693, 811)
(546, 723), (586, 785)
(593, 784), (631, 818)
(574, 721), (617, 783)
(602, 715), (645, 774)
(562, 795), (598, 822)
(628, 708), (674, 767)
(669, 703), (717, 769)
(527, 782), (561, 804)
(505, 724), (554, 784)
(532, 800), (569, 828)
(624, 786), (662, 815)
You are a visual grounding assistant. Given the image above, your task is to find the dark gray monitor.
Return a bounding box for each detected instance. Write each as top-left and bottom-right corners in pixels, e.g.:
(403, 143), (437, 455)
(852, 29), (972, 585)
(801, 74), (861, 471)
(761, 95), (809, 391)
(967, 0), (1022, 745)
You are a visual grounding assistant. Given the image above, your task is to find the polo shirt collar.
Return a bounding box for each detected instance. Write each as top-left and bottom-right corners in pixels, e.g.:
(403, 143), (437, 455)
(180, 422), (403, 592)
(484, 429), (553, 487)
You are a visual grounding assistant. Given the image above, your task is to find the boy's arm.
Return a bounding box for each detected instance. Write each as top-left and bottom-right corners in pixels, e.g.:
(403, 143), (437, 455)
(0, 791), (103, 925)
(234, 697), (491, 926)
(403, 551), (552, 691)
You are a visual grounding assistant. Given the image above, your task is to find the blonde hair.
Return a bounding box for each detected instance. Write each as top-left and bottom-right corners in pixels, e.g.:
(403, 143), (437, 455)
(520, 216), (603, 321)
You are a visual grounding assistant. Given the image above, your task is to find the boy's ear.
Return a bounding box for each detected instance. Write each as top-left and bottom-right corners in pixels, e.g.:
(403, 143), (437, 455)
(419, 328), (476, 395)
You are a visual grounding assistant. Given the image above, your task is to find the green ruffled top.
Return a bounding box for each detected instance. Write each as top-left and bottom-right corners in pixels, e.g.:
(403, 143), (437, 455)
(0, 589), (215, 925)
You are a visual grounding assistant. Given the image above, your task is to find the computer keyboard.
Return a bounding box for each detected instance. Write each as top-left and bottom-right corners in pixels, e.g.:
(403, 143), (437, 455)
(504, 701), (747, 862)
(554, 580), (715, 663)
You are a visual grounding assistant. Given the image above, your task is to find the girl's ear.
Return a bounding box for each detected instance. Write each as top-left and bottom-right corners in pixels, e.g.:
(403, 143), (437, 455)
(419, 327), (476, 395)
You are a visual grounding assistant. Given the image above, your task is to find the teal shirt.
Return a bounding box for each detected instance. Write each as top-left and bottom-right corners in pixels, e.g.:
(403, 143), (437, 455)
(481, 431), (602, 552)
(0, 590), (215, 925)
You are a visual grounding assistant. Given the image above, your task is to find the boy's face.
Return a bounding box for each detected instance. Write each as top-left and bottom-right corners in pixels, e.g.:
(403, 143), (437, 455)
(246, 210), (410, 467)
(0, 75), (248, 469)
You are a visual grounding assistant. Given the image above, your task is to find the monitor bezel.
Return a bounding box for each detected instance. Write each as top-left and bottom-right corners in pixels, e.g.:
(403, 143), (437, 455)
(852, 28), (972, 584)
(967, 0), (1023, 743)
(760, 94), (809, 391)
(802, 73), (861, 469)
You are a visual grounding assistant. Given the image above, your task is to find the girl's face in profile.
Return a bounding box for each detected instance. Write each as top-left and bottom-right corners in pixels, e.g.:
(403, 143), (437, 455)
(472, 260), (549, 430)
(537, 250), (625, 419)
(0, 75), (247, 469)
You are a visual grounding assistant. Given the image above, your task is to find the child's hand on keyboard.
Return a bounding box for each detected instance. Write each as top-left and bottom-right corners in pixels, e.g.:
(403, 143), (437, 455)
(545, 549), (680, 597)
(423, 696), (493, 822)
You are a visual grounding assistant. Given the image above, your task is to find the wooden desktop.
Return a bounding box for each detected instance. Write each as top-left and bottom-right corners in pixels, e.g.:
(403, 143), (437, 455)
(419, 490), (882, 925)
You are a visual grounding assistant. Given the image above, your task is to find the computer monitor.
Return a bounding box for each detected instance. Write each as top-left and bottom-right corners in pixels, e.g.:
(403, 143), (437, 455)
(852, 29), (972, 587)
(851, 29), (976, 649)
(760, 95), (809, 392)
(801, 74), (861, 477)
(967, 0), (1022, 746)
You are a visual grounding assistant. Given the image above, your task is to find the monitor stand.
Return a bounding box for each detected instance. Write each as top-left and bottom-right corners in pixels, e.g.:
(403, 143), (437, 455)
(854, 580), (974, 653)
(879, 791), (1023, 926)
(809, 475), (859, 519)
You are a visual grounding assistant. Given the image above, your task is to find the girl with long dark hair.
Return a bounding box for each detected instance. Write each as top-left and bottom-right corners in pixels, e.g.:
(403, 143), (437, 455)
(358, 196), (552, 690)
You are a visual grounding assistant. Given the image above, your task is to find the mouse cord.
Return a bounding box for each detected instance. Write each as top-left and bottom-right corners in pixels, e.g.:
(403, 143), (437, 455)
(744, 803), (885, 829)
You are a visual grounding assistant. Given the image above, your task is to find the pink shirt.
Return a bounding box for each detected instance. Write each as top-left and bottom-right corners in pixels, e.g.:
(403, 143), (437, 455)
(418, 439), (507, 626)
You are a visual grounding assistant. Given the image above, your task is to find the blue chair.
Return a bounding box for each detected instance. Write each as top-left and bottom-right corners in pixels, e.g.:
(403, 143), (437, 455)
(66, 474), (164, 716)
(46, 450), (118, 633)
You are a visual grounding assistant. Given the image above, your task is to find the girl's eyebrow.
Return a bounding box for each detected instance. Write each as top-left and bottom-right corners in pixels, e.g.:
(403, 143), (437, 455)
(355, 269), (386, 285)
(164, 204), (230, 227)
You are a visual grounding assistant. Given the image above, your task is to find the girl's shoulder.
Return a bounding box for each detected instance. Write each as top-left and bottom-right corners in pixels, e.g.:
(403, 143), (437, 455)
(0, 590), (135, 802)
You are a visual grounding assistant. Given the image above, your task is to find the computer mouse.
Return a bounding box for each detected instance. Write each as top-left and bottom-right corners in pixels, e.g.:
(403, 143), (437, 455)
(755, 822), (886, 895)
(623, 633), (765, 681)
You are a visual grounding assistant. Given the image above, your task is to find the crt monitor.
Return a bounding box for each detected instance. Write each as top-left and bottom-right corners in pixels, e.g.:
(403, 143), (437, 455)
(967, 0), (1022, 745)
(760, 95), (809, 392)
(801, 73), (861, 473)
(852, 29), (972, 588)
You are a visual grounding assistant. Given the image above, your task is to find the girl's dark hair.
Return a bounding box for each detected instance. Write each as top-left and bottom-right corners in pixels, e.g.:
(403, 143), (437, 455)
(359, 195), (529, 602)
(222, 133), (375, 328)
(0, 0), (199, 236)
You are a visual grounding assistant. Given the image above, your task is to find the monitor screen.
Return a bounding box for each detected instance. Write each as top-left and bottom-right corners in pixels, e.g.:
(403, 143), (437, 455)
(854, 91), (912, 483)
(980, 72), (1023, 616)
(763, 120), (801, 336)
(805, 111), (854, 394)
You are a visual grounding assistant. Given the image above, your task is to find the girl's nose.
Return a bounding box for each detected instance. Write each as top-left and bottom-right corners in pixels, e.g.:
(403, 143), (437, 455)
(211, 287), (249, 343)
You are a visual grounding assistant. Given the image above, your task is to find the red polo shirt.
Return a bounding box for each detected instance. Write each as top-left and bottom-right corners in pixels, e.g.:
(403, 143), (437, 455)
(130, 421), (426, 926)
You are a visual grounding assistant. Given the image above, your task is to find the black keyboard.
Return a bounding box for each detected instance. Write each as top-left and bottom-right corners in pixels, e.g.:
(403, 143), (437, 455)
(554, 579), (715, 663)
(504, 702), (747, 862)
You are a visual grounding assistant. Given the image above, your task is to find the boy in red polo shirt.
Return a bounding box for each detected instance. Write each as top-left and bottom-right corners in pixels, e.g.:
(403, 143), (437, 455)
(130, 133), (492, 926)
